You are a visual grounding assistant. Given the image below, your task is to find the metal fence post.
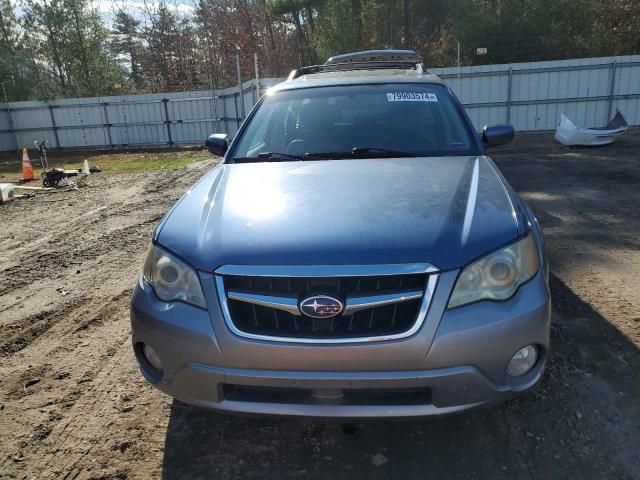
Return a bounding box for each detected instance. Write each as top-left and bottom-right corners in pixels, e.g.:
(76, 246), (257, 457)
(220, 94), (227, 135)
(162, 98), (174, 146)
(102, 101), (113, 148)
(1, 83), (19, 153)
(48, 104), (60, 148)
(6, 105), (18, 153)
(253, 52), (260, 104)
(251, 84), (257, 105)
(236, 54), (245, 120)
(607, 61), (617, 121)
(210, 91), (218, 134)
(506, 67), (513, 125)
(234, 93), (240, 130)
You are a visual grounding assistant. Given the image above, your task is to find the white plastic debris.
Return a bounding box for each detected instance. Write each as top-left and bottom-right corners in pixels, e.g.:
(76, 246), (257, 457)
(554, 110), (628, 147)
(0, 183), (15, 203)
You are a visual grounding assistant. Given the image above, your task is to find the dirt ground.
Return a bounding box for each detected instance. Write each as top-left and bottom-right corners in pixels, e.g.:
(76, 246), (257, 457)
(1, 133), (639, 480)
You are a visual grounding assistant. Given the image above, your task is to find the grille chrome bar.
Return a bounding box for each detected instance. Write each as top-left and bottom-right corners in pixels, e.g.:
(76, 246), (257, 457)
(343, 289), (424, 315)
(216, 263), (438, 278)
(227, 288), (425, 317)
(227, 291), (301, 316)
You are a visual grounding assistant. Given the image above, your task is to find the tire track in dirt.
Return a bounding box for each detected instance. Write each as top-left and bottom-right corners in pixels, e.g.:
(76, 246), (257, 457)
(0, 297), (91, 357)
(2, 290), (132, 396)
(0, 163), (211, 296)
(1, 333), (136, 478)
(1, 282), (148, 477)
(26, 296), (155, 480)
(0, 205), (149, 297)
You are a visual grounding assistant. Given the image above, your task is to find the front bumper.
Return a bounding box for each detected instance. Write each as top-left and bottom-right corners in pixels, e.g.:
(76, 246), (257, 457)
(130, 269), (550, 418)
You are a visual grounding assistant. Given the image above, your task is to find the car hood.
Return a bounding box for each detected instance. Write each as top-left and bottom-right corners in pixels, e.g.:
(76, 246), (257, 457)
(156, 156), (527, 272)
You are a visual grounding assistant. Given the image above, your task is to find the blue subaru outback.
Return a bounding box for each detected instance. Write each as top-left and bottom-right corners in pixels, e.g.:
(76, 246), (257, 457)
(131, 50), (550, 417)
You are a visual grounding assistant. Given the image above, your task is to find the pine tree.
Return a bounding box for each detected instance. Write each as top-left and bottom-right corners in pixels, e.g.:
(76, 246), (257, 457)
(111, 9), (143, 90)
(0, 0), (37, 101)
(23, 0), (127, 98)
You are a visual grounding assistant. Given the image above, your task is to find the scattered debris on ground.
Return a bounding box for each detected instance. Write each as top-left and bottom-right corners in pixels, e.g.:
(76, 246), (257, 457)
(555, 109), (628, 146)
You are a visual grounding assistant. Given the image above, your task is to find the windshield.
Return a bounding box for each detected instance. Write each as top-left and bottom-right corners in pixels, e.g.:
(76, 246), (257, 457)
(231, 83), (478, 160)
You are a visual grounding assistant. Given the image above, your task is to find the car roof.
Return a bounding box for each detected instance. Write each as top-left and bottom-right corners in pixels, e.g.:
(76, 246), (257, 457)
(269, 68), (446, 93)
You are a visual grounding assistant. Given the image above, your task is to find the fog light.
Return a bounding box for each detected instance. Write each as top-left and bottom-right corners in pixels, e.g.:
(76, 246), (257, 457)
(142, 343), (163, 372)
(507, 345), (538, 377)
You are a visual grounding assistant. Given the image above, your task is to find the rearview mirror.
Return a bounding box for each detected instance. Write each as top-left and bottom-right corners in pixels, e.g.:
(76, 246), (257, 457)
(482, 125), (514, 147)
(205, 133), (229, 156)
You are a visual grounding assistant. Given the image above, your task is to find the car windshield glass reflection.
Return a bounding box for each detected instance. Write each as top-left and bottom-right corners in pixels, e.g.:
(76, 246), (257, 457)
(231, 84), (478, 161)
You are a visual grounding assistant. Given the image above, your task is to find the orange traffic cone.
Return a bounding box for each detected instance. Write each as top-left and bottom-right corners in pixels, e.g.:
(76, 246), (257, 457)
(22, 148), (35, 181)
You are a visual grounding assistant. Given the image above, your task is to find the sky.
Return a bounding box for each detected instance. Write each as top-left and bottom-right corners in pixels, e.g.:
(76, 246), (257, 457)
(92, 0), (195, 15)
(93, 0), (195, 23)
(10, 0), (195, 24)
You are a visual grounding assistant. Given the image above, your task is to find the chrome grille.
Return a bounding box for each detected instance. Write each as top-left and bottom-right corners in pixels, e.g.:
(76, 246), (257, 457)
(215, 264), (439, 343)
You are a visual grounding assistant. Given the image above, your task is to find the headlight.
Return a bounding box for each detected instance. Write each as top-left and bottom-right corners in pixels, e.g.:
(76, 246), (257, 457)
(448, 233), (539, 309)
(142, 243), (207, 309)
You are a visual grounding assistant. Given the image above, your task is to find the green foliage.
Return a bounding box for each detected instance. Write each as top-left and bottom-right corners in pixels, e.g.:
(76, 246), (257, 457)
(0, 0), (39, 101)
(313, 0), (365, 59)
(19, 0), (127, 99)
(267, 0), (324, 15)
(111, 9), (142, 89)
(435, 0), (640, 65)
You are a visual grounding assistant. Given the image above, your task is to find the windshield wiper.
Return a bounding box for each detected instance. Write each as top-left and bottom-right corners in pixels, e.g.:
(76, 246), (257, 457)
(303, 147), (419, 160)
(301, 148), (418, 160)
(351, 147), (416, 157)
(233, 152), (305, 163)
(302, 151), (353, 159)
(235, 148), (424, 163)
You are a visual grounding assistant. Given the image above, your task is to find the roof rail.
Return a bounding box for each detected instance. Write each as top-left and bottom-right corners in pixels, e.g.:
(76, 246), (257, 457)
(326, 50), (422, 65)
(287, 49), (424, 81)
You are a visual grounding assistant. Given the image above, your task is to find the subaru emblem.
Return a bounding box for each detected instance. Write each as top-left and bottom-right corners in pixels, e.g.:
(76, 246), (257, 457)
(299, 295), (344, 319)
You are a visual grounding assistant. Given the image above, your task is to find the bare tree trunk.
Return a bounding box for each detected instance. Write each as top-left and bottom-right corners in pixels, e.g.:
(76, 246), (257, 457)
(44, 24), (67, 95)
(351, 0), (362, 49)
(403, 0), (412, 48)
(70, 5), (94, 94)
(305, 6), (315, 33)
(291, 9), (308, 64)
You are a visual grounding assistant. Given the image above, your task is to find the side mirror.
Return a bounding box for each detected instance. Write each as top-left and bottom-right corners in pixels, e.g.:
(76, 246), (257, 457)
(482, 124), (514, 147)
(205, 133), (229, 156)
